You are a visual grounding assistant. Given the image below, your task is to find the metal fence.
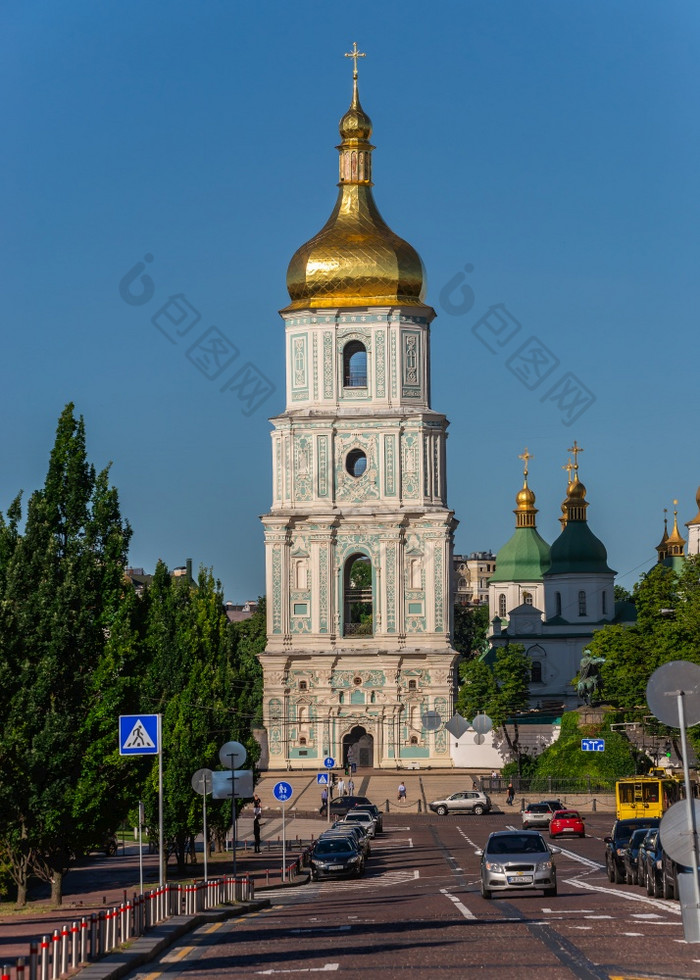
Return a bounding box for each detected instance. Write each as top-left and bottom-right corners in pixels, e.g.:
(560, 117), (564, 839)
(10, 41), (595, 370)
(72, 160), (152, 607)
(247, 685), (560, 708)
(3, 875), (254, 980)
(482, 777), (616, 795)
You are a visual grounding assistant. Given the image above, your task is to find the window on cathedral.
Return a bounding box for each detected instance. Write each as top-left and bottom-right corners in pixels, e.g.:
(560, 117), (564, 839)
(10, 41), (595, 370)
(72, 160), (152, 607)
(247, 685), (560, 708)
(602, 591), (607, 615)
(346, 448), (367, 478)
(299, 736), (307, 746)
(343, 341), (367, 387)
(344, 553), (373, 636)
(555, 592), (562, 616)
(578, 590), (587, 616)
(410, 735), (418, 745)
(408, 679), (417, 691)
(339, 692), (344, 704)
(523, 591), (533, 605)
(299, 680), (307, 691)
(498, 594), (507, 617)
(531, 661), (543, 683)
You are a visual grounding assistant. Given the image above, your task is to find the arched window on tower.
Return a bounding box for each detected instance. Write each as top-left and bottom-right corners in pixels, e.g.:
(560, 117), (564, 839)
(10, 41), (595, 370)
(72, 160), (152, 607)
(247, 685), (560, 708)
(498, 594), (507, 618)
(578, 590), (587, 616)
(602, 591), (607, 615)
(531, 661), (543, 683)
(555, 592), (562, 617)
(523, 591), (533, 605)
(343, 341), (367, 387)
(343, 553), (373, 636)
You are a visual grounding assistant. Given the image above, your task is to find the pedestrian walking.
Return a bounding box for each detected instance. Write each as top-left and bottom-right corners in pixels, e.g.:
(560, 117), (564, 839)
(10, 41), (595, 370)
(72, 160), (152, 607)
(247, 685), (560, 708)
(506, 781), (515, 806)
(320, 787), (328, 815)
(347, 778), (355, 795)
(337, 776), (346, 797)
(398, 781), (407, 803)
(253, 801), (262, 853)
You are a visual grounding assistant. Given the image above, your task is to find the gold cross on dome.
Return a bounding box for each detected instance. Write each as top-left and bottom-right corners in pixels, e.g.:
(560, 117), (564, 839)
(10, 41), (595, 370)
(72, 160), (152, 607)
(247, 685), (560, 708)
(345, 41), (366, 79)
(562, 457), (575, 481)
(518, 447), (533, 477)
(567, 440), (584, 470)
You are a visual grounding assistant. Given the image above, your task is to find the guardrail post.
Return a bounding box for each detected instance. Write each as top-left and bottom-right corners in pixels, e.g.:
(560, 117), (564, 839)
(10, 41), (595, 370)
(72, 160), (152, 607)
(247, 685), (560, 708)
(39, 936), (49, 980)
(50, 930), (59, 980)
(3, 963), (11, 980)
(60, 924), (68, 976)
(592, 798), (597, 812)
(89, 915), (97, 960)
(16, 957), (25, 980)
(29, 942), (38, 980)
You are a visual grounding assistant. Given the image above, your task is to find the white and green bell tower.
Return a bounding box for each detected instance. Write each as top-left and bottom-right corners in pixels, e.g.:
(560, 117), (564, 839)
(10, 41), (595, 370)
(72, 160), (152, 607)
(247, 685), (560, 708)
(259, 49), (459, 770)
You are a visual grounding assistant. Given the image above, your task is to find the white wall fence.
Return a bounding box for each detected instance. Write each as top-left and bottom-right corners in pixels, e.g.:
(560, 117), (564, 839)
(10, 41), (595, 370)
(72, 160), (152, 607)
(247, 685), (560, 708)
(2, 875), (254, 980)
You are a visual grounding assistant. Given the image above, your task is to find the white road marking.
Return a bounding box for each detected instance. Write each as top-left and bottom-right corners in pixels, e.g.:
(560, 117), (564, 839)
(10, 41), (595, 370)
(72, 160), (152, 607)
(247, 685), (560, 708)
(440, 888), (476, 920)
(542, 908), (596, 914)
(622, 932), (644, 936)
(289, 926), (351, 934)
(255, 966), (339, 975)
(565, 876), (682, 914)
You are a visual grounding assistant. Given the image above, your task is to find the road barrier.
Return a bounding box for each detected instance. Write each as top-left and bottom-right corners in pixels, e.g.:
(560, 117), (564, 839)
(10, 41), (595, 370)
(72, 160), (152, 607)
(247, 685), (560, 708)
(5, 875), (254, 980)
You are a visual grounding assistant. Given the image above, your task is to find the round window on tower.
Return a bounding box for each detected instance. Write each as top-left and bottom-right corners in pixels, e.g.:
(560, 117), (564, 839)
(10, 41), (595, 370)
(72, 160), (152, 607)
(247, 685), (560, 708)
(346, 449), (367, 478)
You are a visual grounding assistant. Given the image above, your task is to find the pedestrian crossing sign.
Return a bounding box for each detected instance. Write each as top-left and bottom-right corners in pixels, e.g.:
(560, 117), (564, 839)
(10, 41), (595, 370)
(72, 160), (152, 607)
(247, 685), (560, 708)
(119, 714), (160, 755)
(317, 773), (329, 784)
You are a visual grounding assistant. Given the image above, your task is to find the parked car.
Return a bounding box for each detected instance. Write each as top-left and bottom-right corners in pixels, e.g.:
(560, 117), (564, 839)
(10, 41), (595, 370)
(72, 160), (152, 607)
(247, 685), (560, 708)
(549, 810), (585, 839)
(522, 803), (554, 829)
(329, 795), (372, 817)
(340, 810), (376, 838)
(428, 791), (491, 816)
(604, 818), (660, 884)
(309, 836), (365, 880)
(640, 828), (664, 897)
(353, 802), (383, 832)
(660, 849), (692, 901)
(477, 831), (559, 899)
(621, 827), (651, 885)
(322, 825), (371, 857)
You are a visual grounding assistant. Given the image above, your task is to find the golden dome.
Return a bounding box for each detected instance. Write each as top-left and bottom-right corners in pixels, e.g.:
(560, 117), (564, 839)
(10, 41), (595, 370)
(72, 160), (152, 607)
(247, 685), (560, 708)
(516, 482), (536, 510)
(283, 76), (428, 313)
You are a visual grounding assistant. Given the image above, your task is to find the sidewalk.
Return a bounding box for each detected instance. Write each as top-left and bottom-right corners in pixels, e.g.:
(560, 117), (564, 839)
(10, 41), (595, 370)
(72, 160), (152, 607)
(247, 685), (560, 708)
(0, 824), (317, 966)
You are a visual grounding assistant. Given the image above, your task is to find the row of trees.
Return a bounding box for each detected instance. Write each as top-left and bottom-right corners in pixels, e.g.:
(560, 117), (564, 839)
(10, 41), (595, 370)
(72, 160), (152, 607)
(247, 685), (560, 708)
(0, 405), (264, 905)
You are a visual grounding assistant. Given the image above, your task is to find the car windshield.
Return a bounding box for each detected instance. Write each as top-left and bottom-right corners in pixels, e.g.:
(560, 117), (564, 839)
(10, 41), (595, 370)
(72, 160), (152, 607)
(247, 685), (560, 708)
(344, 813), (369, 822)
(314, 838), (356, 855)
(487, 834), (548, 855)
(527, 805), (550, 813)
(555, 811), (579, 819)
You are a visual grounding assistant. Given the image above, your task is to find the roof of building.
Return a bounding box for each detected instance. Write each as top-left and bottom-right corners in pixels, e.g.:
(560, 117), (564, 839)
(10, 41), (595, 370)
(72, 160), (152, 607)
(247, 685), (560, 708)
(490, 526), (551, 582)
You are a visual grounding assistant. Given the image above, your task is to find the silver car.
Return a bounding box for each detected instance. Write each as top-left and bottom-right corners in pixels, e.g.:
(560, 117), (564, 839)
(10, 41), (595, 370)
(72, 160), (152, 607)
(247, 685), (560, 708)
(477, 830), (559, 899)
(522, 802), (554, 829)
(428, 791), (491, 816)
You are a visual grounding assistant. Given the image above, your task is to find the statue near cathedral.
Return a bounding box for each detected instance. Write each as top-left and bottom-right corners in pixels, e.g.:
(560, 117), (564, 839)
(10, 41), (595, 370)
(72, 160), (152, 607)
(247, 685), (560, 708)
(577, 648), (605, 705)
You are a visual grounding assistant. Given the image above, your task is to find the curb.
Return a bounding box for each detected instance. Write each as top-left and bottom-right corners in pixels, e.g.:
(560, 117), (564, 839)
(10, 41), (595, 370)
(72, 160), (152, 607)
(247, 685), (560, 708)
(74, 901), (270, 980)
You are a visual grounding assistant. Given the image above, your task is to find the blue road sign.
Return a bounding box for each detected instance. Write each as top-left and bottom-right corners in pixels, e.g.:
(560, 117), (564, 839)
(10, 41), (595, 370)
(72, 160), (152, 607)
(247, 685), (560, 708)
(317, 773), (329, 785)
(120, 714), (159, 755)
(581, 738), (605, 752)
(273, 781), (294, 803)
(324, 756), (335, 769)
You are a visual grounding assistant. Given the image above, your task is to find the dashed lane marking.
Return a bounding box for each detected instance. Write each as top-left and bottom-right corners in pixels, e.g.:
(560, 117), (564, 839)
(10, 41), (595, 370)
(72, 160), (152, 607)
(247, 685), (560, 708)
(564, 876), (682, 915)
(440, 887), (476, 920)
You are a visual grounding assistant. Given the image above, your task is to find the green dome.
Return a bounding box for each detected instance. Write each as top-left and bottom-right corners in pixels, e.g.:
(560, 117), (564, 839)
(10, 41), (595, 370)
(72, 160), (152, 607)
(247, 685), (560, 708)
(545, 522), (615, 576)
(490, 527), (551, 583)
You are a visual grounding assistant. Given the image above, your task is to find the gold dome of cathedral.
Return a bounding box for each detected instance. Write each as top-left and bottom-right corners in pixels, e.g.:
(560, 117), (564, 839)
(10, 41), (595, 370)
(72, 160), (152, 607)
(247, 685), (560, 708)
(284, 73), (428, 312)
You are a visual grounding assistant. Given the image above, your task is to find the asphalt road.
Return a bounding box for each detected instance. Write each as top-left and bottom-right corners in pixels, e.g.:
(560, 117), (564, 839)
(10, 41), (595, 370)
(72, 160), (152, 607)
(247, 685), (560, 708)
(120, 811), (700, 980)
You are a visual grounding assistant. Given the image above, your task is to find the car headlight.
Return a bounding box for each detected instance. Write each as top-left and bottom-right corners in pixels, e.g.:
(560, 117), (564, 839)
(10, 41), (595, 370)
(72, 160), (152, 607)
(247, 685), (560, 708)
(616, 847), (626, 856)
(656, 859), (662, 869)
(485, 861), (504, 872)
(537, 860), (553, 872)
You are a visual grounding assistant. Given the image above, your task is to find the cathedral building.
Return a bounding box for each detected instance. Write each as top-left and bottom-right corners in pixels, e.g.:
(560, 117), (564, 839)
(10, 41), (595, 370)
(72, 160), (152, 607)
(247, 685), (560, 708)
(258, 52), (459, 770)
(488, 446), (632, 708)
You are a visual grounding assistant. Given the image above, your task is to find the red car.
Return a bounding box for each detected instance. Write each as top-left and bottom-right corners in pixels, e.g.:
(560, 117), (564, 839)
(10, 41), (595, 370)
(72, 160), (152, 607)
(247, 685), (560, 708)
(549, 809), (585, 838)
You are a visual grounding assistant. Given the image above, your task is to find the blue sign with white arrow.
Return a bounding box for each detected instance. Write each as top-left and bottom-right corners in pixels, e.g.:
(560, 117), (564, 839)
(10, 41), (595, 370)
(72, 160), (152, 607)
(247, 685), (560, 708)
(324, 756), (335, 768)
(581, 738), (605, 752)
(119, 714), (159, 755)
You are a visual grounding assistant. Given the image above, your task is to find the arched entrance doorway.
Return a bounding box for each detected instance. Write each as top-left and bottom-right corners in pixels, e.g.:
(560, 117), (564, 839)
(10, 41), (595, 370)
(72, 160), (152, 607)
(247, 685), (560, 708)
(343, 725), (374, 769)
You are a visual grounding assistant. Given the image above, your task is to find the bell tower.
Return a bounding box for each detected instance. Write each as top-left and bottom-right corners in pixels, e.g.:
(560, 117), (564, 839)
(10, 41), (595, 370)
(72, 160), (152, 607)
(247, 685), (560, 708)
(259, 49), (459, 770)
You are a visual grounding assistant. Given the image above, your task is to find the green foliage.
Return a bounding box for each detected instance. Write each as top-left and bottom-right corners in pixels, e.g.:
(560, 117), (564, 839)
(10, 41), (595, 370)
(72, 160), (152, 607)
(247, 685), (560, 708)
(530, 710), (637, 785)
(453, 603), (489, 657)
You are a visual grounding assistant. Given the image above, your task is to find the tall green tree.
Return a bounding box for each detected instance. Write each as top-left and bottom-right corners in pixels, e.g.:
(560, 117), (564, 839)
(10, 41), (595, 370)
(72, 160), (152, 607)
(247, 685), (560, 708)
(456, 644), (531, 770)
(141, 565), (244, 872)
(0, 405), (132, 904)
(453, 603), (490, 658)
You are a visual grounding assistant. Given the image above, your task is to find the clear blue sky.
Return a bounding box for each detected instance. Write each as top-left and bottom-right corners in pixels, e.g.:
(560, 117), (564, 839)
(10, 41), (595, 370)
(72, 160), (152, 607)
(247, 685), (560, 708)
(3, 1), (699, 601)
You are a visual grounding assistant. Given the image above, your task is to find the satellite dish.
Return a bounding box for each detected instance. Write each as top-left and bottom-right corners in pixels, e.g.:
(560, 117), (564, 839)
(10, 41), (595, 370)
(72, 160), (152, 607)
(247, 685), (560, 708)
(646, 661), (700, 728)
(422, 711), (442, 732)
(473, 733), (485, 745)
(472, 713), (493, 735)
(219, 740), (247, 768)
(191, 768), (213, 795)
(659, 799), (700, 867)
